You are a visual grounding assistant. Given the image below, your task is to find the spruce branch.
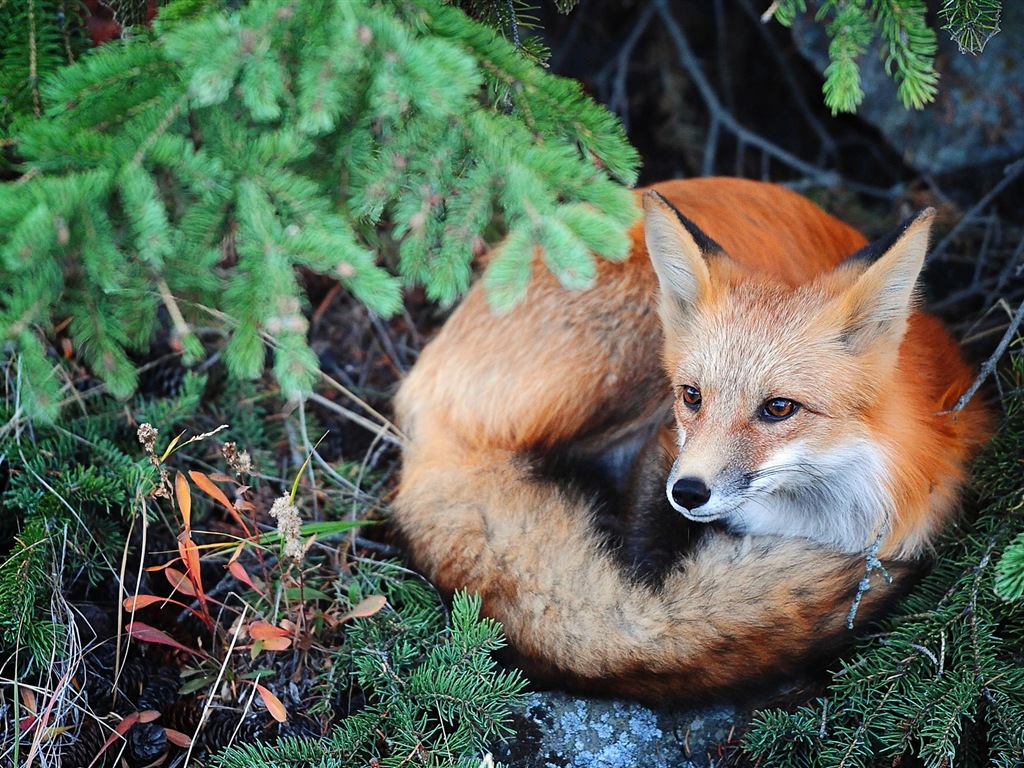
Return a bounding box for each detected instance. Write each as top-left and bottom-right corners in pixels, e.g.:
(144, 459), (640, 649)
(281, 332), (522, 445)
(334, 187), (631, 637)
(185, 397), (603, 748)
(745, 349), (1024, 767)
(940, 0), (1002, 54)
(768, 0), (1003, 113)
(873, 0), (939, 110)
(1, 0), (639, 416)
(820, 1), (871, 115)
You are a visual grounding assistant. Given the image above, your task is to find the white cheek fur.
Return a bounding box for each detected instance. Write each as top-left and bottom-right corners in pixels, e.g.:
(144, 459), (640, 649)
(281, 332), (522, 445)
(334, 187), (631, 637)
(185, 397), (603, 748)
(732, 440), (893, 552)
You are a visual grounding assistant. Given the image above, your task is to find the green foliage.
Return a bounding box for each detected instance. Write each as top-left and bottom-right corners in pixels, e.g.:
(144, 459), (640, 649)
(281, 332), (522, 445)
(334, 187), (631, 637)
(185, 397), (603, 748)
(0, 519), (64, 667)
(0, 369), (217, 674)
(0, 0), (89, 138)
(458, 0), (549, 64)
(820, 2), (872, 115)
(874, 0), (939, 110)
(0, 424), (146, 673)
(995, 532), (1024, 601)
(770, 0), (1002, 114)
(940, 0), (1002, 54)
(744, 347), (1024, 767)
(213, 584), (526, 767)
(0, 0), (639, 418)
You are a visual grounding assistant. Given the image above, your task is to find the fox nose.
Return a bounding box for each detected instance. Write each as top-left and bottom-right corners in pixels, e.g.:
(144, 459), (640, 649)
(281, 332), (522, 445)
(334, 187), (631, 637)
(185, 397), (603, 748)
(670, 477), (711, 510)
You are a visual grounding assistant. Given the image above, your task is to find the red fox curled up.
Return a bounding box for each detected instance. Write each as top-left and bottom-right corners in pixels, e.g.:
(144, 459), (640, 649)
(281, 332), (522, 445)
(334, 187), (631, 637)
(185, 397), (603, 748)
(391, 178), (990, 702)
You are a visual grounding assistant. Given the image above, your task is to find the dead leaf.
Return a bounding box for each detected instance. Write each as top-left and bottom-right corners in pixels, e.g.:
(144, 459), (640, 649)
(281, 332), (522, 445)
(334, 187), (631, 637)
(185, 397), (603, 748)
(255, 684), (287, 723)
(228, 560), (265, 597)
(123, 594), (165, 612)
(248, 620), (291, 640)
(127, 622), (207, 659)
(340, 595), (387, 623)
(164, 728), (192, 748)
(165, 566), (197, 597)
(175, 471), (191, 530)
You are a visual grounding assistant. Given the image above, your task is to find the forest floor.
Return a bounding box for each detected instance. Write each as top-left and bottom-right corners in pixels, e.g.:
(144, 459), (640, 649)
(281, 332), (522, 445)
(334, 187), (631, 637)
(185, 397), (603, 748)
(5, 3), (1023, 767)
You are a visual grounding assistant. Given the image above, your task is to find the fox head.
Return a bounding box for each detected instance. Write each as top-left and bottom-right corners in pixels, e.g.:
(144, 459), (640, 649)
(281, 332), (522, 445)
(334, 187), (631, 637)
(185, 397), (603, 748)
(642, 190), (936, 555)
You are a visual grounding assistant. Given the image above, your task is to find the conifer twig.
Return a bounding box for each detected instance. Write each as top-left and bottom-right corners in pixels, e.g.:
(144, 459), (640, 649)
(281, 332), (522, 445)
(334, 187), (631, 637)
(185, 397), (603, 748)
(156, 278), (193, 347)
(28, 0), (41, 117)
(846, 530), (893, 629)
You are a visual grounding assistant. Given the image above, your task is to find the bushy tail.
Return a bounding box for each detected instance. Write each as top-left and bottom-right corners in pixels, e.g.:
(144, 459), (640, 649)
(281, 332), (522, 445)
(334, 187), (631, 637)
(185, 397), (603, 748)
(393, 427), (914, 702)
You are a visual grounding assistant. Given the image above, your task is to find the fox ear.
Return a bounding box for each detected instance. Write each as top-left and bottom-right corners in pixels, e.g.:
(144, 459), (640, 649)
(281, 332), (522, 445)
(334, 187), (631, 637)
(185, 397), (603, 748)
(838, 208), (935, 351)
(643, 191), (723, 325)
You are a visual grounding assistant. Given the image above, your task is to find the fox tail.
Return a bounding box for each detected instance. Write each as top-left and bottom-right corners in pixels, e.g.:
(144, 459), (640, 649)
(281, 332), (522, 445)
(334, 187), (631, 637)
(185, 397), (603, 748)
(393, 425), (913, 702)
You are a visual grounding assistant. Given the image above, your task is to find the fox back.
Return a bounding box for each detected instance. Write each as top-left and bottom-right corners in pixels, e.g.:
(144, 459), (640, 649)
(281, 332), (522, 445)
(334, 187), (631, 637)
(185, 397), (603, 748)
(392, 178), (990, 702)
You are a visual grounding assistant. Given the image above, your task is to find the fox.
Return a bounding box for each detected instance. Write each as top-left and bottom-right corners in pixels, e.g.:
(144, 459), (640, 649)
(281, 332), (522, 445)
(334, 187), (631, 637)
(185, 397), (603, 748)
(391, 177), (990, 702)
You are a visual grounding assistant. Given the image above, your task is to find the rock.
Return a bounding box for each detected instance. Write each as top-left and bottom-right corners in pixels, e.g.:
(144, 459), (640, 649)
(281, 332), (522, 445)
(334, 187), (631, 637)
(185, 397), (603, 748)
(493, 691), (744, 768)
(791, 4), (1024, 175)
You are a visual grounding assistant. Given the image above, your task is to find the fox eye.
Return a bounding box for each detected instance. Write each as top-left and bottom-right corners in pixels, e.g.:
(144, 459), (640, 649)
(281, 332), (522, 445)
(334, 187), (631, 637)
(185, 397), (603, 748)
(760, 398), (799, 421)
(680, 385), (702, 410)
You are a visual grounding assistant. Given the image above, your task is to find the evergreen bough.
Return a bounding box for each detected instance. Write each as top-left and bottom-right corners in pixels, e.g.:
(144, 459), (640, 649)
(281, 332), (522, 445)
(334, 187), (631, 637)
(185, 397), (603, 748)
(0, 0), (89, 138)
(1, 371), (526, 764)
(744, 346), (1024, 768)
(0, 371), (205, 673)
(0, 0), (639, 419)
(213, 587), (526, 768)
(769, 0), (1003, 114)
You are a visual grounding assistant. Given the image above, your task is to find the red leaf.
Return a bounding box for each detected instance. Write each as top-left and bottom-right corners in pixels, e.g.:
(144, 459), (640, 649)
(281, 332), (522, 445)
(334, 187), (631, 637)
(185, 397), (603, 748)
(165, 566), (197, 597)
(248, 620), (290, 640)
(175, 471), (191, 531)
(177, 536), (204, 601)
(188, 470), (234, 514)
(127, 622), (206, 658)
(228, 560), (265, 597)
(123, 594), (165, 612)
(255, 684), (287, 723)
(340, 595), (387, 623)
(190, 470), (252, 534)
(164, 728), (192, 748)
(257, 636), (292, 652)
(87, 711), (141, 768)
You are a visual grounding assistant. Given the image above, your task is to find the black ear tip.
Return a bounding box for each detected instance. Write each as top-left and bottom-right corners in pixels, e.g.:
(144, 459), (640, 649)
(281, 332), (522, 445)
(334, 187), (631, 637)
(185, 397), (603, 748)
(642, 190), (672, 211)
(841, 208), (934, 267)
(642, 189), (725, 257)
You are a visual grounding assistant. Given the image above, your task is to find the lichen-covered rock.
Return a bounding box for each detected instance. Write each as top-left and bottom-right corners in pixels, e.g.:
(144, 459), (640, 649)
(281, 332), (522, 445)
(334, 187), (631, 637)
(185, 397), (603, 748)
(493, 692), (742, 768)
(791, 5), (1024, 175)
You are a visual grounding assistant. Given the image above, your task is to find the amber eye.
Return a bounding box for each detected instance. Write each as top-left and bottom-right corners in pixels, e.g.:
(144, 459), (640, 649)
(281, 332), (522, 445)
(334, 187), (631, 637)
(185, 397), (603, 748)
(760, 398), (799, 421)
(680, 385), (702, 410)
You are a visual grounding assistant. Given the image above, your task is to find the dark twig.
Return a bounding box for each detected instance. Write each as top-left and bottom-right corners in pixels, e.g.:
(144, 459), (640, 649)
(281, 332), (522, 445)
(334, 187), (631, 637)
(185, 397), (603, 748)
(713, 0), (735, 116)
(929, 157), (1024, 263)
(593, 2), (656, 130)
(651, 0), (843, 186)
(735, 0), (838, 161)
(952, 299), (1024, 412)
(994, 229), (1024, 294)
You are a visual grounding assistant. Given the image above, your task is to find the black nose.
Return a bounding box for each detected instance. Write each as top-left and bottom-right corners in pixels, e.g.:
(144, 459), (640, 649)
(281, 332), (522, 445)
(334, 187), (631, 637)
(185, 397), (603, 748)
(671, 477), (711, 510)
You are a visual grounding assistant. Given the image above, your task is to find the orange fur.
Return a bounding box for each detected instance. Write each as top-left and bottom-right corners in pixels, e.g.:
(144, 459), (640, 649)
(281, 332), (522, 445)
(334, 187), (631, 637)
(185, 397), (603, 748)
(392, 178), (989, 702)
